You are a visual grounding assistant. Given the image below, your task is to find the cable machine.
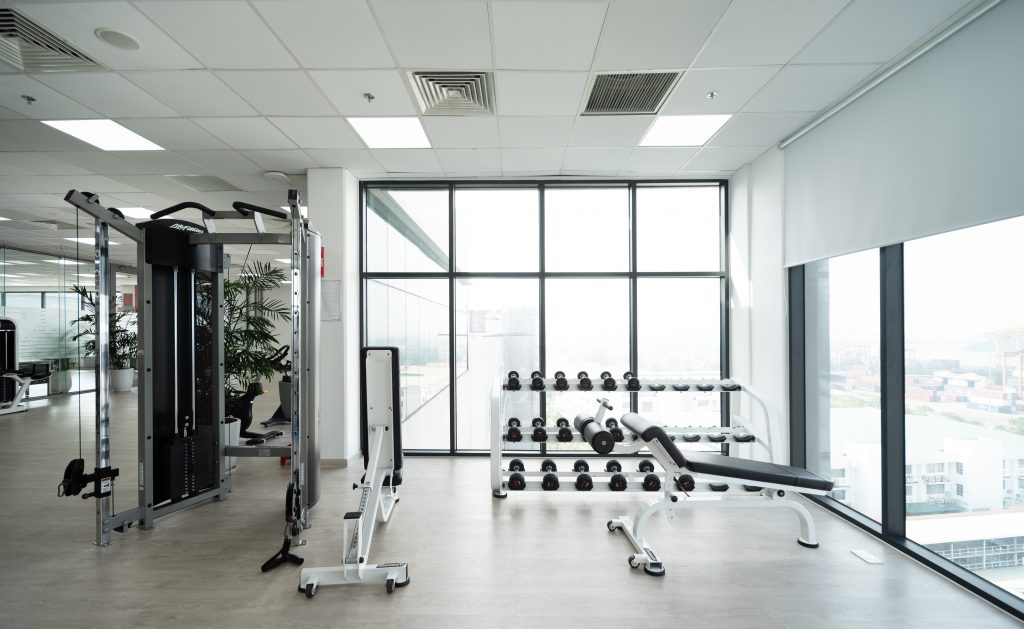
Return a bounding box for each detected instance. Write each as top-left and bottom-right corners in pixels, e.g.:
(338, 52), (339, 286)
(58, 189), (321, 547)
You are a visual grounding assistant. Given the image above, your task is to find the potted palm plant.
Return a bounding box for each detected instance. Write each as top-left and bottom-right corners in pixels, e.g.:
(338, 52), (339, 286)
(47, 329), (76, 395)
(70, 285), (138, 392)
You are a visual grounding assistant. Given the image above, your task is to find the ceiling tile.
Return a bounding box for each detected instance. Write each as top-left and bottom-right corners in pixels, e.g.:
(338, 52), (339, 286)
(241, 150), (320, 174)
(619, 148), (699, 174)
(594, 0), (729, 71)
(106, 174), (206, 195)
(795, 0), (969, 64)
(253, 0), (394, 69)
(422, 117), (499, 149)
(136, 1), (298, 69)
(103, 151), (212, 175)
(569, 116), (653, 147)
(216, 71), (337, 116)
(98, 192), (175, 209)
(305, 149), (383, 172)
(694, 0), (850, 67)
(115, 119), (228, 151)
(372, 0), (491, 69)
(743, 64), (878, 113)
(0, 193), (69, 208)
(500, 148), (564, 172)
(192, 119), (297, 150)
(123, 71), (258, 117)
(680, 171), (734, 179)
(372, 149), (443, 174)
(0, 176), (70, 194)
(0, 105), (25, 119)
(0, 121), (94, 151)
(683, 146), (767, 171)
(707, 112), (815, 147)
(18, 2), (202, 70)
(492, 1), (606, 70)
(57, 175), (142, 193)
(0, 162), (32, 176)
(46, 150), (140, 174)
(0, 75), (99, 119)
(498, 117), (574, 148)
(309, 70), (417, 116)
(0, 153), (91, 176)
(177, 151), (263, 175)
(436, 149), (501, 174)
(495, 72), (588, 116)
(33, 73), (179, 118)
(218, 174), (292, 193)
(269, 117), (364, 149)
(662, 67), (781, 115)
(562, 147), (631, 172)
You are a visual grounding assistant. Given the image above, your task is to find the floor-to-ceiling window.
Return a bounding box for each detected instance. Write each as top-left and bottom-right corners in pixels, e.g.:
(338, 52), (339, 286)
(363, 181), (727, 452)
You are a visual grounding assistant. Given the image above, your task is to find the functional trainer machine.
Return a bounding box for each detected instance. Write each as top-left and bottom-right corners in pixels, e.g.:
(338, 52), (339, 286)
(298, 347), (408, 598)
(58, 189), (321, 548)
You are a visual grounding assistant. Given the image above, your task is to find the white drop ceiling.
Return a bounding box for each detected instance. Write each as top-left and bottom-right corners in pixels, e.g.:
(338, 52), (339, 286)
(0, 0), (976, 267)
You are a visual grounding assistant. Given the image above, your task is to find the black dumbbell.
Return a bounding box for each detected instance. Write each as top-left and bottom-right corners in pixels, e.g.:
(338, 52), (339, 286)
(696, 384), (715, 392)
(638, 460), (655, 473)
(577, 371), (593, 391)
(508, 459), (525, 472)
(542, 473), (560, 491)
(530, 371), (545, 391)
(532, 427), (548, 442)
(611, 428), (624, 442)
(642, 474), (661, 491)
(682, 433), (700, 442)
(672, 384), (691, 391)
(553, 371), (569, 391)
(531, 417), (546, 428)
(508, 417), (521, 428)
(675, 474), (695, 492)
(601, 371), (617, 391)
(604, 417), (618, 429)
(541, 459), (557, 472)
(609, 474), (628, 491)
(573, 460), (590, 473)
(506, 371), (521, 391)
(605, 460), (622, 473)
(557, 427), (573, 442)
(743, 485), (762, 492)
(506, 426), (522, 442)
(555, 417), (570, 428)
(623, 371), (641, 391)
(721, 383), (741, 392)
(709, 483), (729, 492)
(575, 473), (593, 491)
(733, 433), (754, 442)
(508, 473), (526, 490)
(708, 433), (727, 442)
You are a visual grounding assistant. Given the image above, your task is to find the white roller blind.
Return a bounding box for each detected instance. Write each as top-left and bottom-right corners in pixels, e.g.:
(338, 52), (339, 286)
(783, 0), (1024, 267)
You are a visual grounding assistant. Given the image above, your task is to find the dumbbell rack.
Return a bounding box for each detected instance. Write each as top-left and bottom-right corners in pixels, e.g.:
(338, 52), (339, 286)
(490, 376), (778, 497)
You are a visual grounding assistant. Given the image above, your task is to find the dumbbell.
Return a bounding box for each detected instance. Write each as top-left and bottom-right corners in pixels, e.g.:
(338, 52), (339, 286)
(532, 426), (548, 442)
(573, 460), (590, 473)
(642, 474), (661, 491)
(575, 473), (593, 491)
(556, 417), (570, 428)
(709, 483), (729, 492)
(696, 384), (715, 392)
(577, 371), (593, 391)
(604, 417), (618, 429)
(610, 427), (624, 442)
(638, 460), (655, 473)
(556, 427), (573, 442)
(623, 371), (641, 391)
(508, 473), (526, 490)
(733, 432), (755, 442)
(681, 433), (700, 442)
(605, 460), (622, 473)
(508, 417), (521, 428)
(707, 433), (727, 443)
(540, 459), (557, 472)
(531, 417), (546, 428)
(506, 370), (521, 391)
(508, 459), (525, 472)
(553, 371), (569, 391)
(609, 473), (628, 491)
(675, 474), (696, 492)
(506, 426), (522, 442)
(573, 415), (614, 454)
(542, 473), (560, 491)
(721, 383), (741, 392)
(600, 371), (617, 391)
(530, 370), (545, 391)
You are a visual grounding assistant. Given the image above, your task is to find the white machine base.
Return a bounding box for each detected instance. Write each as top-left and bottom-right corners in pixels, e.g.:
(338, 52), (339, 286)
(299, 562), (409, 597)
(0, 373), (31, 416)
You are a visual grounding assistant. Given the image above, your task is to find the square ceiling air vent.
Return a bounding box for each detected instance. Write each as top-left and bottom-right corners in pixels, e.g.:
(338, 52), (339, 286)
(410, 71), (494, 115)
(0, 8), (102, 72)
(583, 72), (681, 115)
(164, 175), (241, 193)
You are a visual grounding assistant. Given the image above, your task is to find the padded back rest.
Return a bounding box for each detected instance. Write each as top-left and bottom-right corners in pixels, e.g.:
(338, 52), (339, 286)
(621, 413), (689, 469)
(30, 363), (50, 379)
(361, 347), (403, 483)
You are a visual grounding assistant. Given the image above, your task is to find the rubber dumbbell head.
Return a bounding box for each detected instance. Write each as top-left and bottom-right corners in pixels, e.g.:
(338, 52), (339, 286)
(578, 376), (593, 391)
(508, 370), (519, 380)
(507, 417), (521, 428)
(681, 433), (700, 442)
(531, 417), (546, 428)
(506, 374), (521, 391)
(530, 371), (542, 379)
(609, 473), (628, 491)
(508, 473), (526, 491)
(600, 371), (612, 380)
(573, 459), (590, 473)
(602, 377), (617, 391)
(605, 459), (622, 473)
(696, 384), (715, 392)
(575, 473), (593, 491)
(676, 474), (696, 492)
(554, 374), (569, 391)
(577, 371), (589, 380)
(709, 483), (729, 492)
(610, 428), (624, 442)
(554, 371), (566, 379)
(541, 473), (560, 491)
(555, 417), (570, 428)
(623, 371), (641, 391)
(530, 375), (545, 391)
(638, 459), (655, 473)
(541, 459), (557, 472)
(604, 417), (618, 429)
(708, 433), (727, 443)
(557, 427), (573, 442)
(642, 474), (661, 492)
(531, 427), (548, 442)
(506, 426), (522, 442)
(508, 459), (525, 472)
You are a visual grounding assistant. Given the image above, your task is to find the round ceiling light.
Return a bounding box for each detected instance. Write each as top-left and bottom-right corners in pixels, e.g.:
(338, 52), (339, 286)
(94, 28), (141, 51)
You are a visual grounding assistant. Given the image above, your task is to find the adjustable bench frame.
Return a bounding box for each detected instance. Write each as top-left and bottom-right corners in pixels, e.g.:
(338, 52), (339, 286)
(298, 347), (409, 598)
(0, 372), (31, 416)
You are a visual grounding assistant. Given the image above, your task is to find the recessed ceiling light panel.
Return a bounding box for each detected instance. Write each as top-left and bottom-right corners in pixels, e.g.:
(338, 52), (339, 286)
(64, 237), (120, 246)
(42, 119), (164, 151)
(640, 114), (732, 147)
(347, 117), (431, 149)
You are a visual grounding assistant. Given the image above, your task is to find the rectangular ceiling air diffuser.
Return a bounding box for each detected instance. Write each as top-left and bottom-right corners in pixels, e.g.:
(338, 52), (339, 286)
(583, 72), (681, 115)
(0, 8), (102, 72)
(410, 71), (494, 115)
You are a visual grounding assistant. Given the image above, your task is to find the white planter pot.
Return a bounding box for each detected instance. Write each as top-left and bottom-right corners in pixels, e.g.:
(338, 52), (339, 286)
(48, 370), (73, 395)
(111, 368), (134, 392)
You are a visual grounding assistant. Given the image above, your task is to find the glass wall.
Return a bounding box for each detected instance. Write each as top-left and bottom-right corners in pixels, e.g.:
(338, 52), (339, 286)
(364, 182), (727, 452)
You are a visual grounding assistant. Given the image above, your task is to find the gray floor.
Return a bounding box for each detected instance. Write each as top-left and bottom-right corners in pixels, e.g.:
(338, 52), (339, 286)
(2, 392), (1020, 629)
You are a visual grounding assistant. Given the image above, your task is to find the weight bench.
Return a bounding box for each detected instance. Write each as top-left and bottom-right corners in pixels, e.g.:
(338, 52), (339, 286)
(606, 413), (833, 576)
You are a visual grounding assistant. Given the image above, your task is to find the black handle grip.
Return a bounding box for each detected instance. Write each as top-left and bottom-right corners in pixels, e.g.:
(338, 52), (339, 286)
(232, 201), (288, 220)
(151, 201), (216, 219)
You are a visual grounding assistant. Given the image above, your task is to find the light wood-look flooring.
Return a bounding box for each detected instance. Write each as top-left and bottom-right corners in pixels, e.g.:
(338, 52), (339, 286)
(1, 392), (1020, 628)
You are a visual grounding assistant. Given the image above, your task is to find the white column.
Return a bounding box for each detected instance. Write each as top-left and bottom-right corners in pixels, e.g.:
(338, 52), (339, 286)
(306, 168), (361, 464)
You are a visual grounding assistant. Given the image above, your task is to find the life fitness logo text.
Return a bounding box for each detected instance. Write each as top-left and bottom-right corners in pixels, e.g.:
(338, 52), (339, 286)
(168, 222), (204, 233)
